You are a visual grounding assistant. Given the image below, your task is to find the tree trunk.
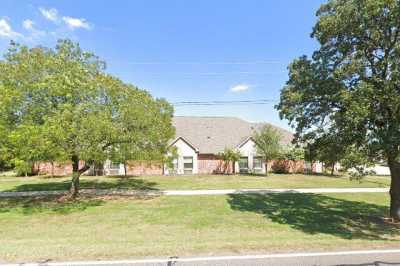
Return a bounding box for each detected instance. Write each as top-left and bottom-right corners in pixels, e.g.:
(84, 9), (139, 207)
(331, 162), (335, 176)
(70, 155), (90, 198)
(232, 161), (235, 175)
(124, 161), (127, 177)
(70, 155), (80, 198)
(265, 161), (268, 176)
(388, 158), (400, 221)
(51, 161), (54, 178)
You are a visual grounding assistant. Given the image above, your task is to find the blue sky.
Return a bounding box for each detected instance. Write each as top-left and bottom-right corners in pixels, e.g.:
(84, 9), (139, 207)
(0, 0), (325, 130)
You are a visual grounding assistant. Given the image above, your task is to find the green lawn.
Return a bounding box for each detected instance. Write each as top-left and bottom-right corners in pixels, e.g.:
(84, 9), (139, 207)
(0, 192), (398, 262)
(0, 174), (390, 192)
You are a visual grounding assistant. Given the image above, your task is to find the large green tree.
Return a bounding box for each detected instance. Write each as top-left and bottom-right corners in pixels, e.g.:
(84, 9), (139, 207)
(277, 0), (400, 219)
(0, 82), (17, 170)
(0, 40), (175, 197)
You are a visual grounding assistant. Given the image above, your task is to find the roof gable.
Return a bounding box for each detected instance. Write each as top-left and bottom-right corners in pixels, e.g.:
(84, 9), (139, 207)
(170, 136), (199, 153)
(172, 116), (293, 154)
(236, 136), (254, 149)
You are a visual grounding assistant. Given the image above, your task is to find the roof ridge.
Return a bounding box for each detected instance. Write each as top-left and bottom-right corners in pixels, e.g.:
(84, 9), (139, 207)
(250, 122), (293, 134)
(174, 116), (293, 133)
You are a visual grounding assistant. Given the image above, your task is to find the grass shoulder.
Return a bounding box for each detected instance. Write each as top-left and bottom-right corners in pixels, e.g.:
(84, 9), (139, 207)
(0, 192), (398, 262)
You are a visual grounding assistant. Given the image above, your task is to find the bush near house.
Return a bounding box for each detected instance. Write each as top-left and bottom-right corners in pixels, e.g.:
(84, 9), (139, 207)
(271, 145), (306, 174)
(271, 160), (305, 174)
(217, 148), (241, 174)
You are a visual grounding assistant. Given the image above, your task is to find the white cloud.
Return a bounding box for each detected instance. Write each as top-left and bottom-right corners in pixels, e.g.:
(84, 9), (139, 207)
(0, 19), (23, 39)
(22, 19), (34, 30)
(62, 16), (91, 30)
(38, 7), (93, 32)
(22, 19), (45, 39)
(39, 7), (58, 22)
(230, 84), (250, 93)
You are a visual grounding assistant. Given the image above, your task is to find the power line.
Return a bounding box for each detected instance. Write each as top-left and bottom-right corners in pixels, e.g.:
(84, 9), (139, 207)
(172, 99), (278, 106)
(127, 60), (284, 65)
(134, 71), (286, 77)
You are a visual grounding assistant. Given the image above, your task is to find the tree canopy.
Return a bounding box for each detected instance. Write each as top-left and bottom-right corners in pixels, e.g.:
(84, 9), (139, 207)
(277, 0), (400, 219)
(253, 125), (282, 175)
(0, 40), (175, 196)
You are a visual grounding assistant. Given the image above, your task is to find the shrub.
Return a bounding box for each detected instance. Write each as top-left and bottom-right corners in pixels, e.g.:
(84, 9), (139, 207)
(271, 160), (290, 174)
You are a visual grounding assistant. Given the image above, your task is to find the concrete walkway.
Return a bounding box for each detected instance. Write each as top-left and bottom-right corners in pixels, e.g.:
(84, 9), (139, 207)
(0, 187), (389, 198)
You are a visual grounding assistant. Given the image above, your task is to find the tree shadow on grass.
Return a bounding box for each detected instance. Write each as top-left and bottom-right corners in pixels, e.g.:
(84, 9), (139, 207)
(6, 176), (159, 192)
(0, 195), (104, 215)
(227, 193), (399, 240)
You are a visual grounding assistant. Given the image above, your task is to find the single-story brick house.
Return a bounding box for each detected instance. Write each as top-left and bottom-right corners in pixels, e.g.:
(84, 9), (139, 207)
(36, 116), (312, 176)
(102, 116), (307, 175)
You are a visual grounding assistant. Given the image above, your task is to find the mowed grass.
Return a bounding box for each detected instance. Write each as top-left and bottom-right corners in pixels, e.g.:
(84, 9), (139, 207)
(0, 193), (399, 262)
(0, 173), (390, 192)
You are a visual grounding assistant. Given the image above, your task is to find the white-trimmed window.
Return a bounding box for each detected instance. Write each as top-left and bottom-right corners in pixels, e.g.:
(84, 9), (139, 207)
(183, 156), (193, 174)
(109, 161), (121, 175)
(239, 157), (249, 173)
(253, 157), (263, 173)
(253, 157), (263, 169)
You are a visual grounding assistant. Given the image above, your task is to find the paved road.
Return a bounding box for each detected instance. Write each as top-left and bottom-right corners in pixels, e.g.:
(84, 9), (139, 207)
(3, 250), (400, 266)
(157, 254), (400, 266)
(0, 187), (389, 198)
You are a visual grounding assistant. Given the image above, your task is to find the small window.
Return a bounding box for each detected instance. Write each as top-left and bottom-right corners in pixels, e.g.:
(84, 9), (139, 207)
(110, 161), (120, 170)
(183, 156), (193, 174)
(239, 157), (249, 173)
(253, 157), (263, 169)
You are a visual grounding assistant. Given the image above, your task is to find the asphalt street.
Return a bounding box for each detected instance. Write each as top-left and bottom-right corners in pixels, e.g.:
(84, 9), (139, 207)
(3, 251), (400, 266)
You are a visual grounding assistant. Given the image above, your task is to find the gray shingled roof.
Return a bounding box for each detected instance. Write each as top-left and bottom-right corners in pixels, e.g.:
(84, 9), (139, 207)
(172, 116), (293, 154)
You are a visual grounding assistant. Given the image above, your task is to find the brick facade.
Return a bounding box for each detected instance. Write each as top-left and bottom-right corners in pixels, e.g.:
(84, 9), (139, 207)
(35, 160), (163, 176)
(197, 154), (233, 174)
(124, 160), (163, 176)
(269, 160), (305, 174)
(197, 155), (306, 175)
(35, 158), (307, 176)
(34, 161), (85, 176)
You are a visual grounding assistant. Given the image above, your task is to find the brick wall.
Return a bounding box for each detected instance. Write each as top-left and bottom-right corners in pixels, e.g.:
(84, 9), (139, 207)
(197, 154), (233, 174)
(197, 155), (306, 175)
(34, 158), (308, 176)
(125, 160), (163, 176)
(34, 161), (85, 176)
(34, 160), (163, 176)
(270, 160), (306, 173)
